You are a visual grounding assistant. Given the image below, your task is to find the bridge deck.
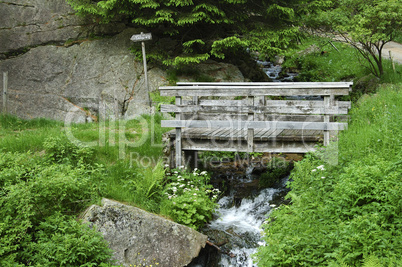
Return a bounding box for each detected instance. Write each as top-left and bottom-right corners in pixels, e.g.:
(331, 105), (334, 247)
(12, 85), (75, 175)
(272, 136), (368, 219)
(166, 128), (336, 153)
(168, 128), (324, 141)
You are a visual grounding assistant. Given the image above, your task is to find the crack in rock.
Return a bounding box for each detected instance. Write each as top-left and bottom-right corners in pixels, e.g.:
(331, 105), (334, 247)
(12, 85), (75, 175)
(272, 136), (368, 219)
(1, 1), (35, 8)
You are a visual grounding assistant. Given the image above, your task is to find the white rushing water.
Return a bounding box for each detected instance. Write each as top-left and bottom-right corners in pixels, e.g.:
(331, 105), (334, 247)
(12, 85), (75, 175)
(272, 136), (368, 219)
(208, 175), (289, 267)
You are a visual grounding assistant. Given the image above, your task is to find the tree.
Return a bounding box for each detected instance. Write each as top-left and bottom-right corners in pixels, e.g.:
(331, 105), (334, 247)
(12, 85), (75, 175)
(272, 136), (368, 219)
(66, 0), (306, 66)
(305, 0), (402, 77)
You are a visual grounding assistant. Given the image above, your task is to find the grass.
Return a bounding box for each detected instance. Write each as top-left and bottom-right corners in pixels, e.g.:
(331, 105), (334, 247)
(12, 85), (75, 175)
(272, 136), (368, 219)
(0, 113), (170, 212)
(283, 36), (402, 85)
(282, 36), (369, 82)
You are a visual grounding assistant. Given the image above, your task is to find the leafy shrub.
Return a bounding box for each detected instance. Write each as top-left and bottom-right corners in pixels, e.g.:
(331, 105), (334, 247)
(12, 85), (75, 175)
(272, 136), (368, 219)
(160, 168), (220, 230)
(43, 136), (94, 165)
(0, 153), (103, 265)
(23, 214), (113, 266)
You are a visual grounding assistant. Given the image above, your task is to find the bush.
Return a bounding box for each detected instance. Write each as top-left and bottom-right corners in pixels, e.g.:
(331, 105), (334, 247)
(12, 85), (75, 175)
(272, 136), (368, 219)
(23, 214), (113, 266)
(160, 168), (220, 230)
(0, 152), (108, 265)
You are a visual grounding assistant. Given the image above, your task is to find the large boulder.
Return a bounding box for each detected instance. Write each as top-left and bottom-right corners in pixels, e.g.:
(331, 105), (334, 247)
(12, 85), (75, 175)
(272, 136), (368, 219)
(81, 198), (208, 267)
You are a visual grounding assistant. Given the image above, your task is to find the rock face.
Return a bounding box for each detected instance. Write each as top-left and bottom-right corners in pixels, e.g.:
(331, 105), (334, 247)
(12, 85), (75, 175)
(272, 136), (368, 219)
(0, 28), (168, 121)
(0, 0), (245, 121)
(81, 198), (208, 267)
(0, 0), (125, 54)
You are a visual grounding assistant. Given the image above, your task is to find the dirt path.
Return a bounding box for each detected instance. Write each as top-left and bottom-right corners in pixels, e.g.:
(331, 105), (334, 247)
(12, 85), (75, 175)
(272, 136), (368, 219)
(383, 41), (402, 64)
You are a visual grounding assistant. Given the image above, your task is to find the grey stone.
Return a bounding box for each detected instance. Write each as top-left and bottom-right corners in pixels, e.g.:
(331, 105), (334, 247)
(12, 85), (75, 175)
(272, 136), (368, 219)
(0, 28), (167, 121)
(0, 0), (125, 54)
(179, 60), (244, 82)
(81, 198), (207, 267)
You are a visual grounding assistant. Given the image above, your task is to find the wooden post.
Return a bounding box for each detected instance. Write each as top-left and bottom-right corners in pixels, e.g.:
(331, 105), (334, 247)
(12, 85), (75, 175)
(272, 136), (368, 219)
(141, 40), (151, 108)
(2, 72), (7, 113)
(130, 32), (152, 109)
(323, 95), (334, 146)
(175, 96), (182, 168)
(247, 96), (254, 153)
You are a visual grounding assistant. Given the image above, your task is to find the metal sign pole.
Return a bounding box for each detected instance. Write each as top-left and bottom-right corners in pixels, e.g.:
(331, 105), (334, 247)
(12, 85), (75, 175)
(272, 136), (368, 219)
(131, 32), (153, 109)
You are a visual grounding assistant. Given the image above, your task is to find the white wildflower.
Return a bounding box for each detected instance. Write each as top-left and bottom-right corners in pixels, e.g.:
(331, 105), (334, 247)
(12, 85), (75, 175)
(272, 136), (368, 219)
(311, 169), (317, 172)
(321, 177), (325, 179)
(317, 165), (325, 171)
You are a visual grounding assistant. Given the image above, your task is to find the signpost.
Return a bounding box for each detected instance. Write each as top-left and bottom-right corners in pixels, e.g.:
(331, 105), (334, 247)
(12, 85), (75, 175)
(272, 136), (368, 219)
(2, 72), (7, 114)
(130, 32), (152, 108)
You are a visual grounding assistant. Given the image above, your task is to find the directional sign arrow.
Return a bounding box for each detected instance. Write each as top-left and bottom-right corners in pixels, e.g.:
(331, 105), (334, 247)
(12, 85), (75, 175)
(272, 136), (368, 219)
(130, 32), (152, 42)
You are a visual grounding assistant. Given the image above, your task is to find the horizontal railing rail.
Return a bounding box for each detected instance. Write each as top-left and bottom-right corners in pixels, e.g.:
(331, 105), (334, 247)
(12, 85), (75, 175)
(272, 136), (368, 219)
(160, 82), (352, 167)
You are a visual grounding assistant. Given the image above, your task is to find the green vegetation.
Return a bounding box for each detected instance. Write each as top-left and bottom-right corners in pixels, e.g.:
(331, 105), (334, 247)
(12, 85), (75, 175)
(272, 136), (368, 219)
(256, 84), (402, 266)
(0, 114), (218, 265)
(66, 0), (308, 66)
(259, 157), (293, 189)
(304, 0), (402, 77)
(160, 168), (220, 230)
(282, 35), (402, 100)
(282, 37), (369, 82)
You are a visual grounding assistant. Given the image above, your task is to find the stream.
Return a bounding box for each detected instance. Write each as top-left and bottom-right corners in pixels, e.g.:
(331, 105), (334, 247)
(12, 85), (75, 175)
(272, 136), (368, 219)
(188, 165), (290, 267)
(188, 62), (296, 267)
(213, 172), (289, 266)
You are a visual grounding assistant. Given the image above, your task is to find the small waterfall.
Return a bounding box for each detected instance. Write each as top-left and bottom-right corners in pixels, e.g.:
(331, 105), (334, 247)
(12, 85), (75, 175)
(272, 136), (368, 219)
(256, 60), (298, 82)
(190, 170), (290, 267)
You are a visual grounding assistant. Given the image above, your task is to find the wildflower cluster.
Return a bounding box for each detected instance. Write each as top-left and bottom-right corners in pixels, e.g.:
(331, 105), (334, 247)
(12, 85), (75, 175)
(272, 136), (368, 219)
(311, 164), (326, 179)
(161, 167), (220, 230)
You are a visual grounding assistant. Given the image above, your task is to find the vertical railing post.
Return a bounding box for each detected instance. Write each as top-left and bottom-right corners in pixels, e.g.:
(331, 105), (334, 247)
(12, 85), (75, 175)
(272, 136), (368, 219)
(175, 96), (182, 168)
(2, 72), (8, 114)
(247, 96), (254, 153)
(323, 95), (334, 146)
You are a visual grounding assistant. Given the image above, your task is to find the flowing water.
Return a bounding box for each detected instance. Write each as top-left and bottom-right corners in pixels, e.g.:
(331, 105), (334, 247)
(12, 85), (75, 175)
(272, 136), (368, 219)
(187, 165), (290, 267)
(211, 172), (289, 266)
(256, 60), (298, 82)
(188, 62), (296, 267)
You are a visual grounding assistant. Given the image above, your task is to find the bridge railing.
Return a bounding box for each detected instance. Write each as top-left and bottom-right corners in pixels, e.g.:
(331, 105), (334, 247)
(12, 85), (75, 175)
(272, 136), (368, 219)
(160, 82), (352, 167)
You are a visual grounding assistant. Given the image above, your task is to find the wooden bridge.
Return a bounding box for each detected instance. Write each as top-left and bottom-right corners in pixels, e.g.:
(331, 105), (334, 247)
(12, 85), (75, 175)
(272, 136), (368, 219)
(160, 82), (352, 168)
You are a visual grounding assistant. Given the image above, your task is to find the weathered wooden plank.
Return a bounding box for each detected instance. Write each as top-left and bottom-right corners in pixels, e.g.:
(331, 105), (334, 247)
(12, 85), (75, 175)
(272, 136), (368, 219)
(176, 81), (353, 88)
(162, 120), (348, 131)
(182, 99), (351, 109)
(261, 129), (283, 141)
(181, 139), (318, 153)
(169, 128), (322, 142)
(161, 104), (350, 115)
(160, 87), (350, 97)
